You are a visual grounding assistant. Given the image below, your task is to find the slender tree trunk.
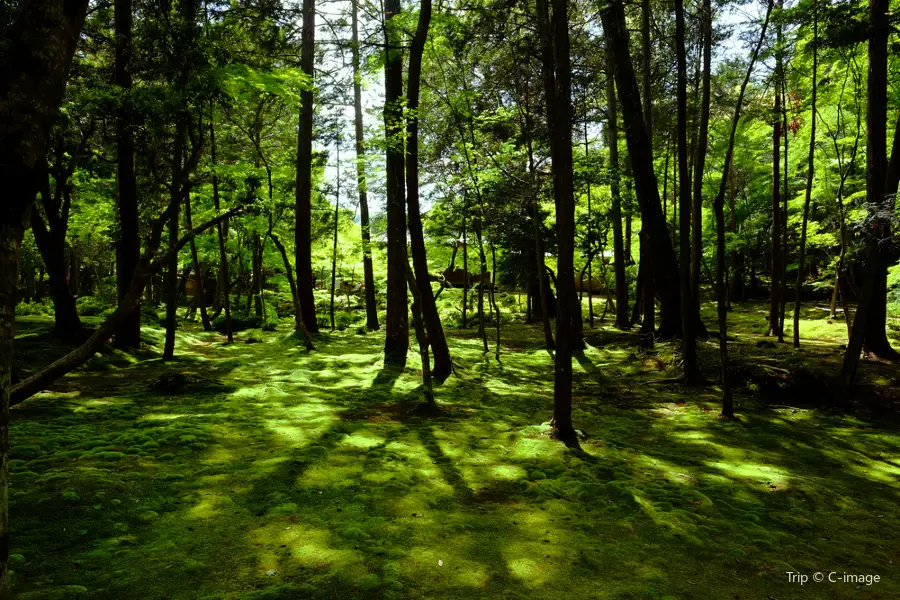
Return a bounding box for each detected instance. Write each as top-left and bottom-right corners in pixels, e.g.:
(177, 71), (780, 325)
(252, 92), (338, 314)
(295, 0), (318, 334)
(163, 120), (187, 361)
(114, 0), (141, 348)
(841, 0), (895, 386)
(728, 164), (742, 304)
(584, 107), (595, 329)
(30, 209), (82, 341)
(691, 0), (712, 320)
(475, 211), (489, 353)
(769, 9), (784, 339)
(536, 0), (577, 443)
(711, 0), (772, 414)
(462, 202), (469, 329)
(406, 262), (434, 404)
(676, 0), (698, 383)
(406, 0), (451, 380)
(780, 73), (789, 339)
(794, 0), (817, 348)
(605, 52), (629, 330)
(209, 111), (232, 341)
(601, 0), (687, 338)
(491, 243), (501, 359)
(522, 90), (554, 349)
(383, 0), (409, 365)
(270, 231), (314, 350)
(351, 0), (378, 331)
(330, 142), (340, 331)
(184, 193), (211, 330)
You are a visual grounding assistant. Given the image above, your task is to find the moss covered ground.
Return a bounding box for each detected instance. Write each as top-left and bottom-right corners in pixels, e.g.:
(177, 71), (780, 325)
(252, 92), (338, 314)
(9, 302), (900, 600)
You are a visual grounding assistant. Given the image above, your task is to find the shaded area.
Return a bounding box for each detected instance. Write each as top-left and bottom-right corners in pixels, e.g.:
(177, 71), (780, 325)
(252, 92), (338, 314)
(7, 312), (900, 600)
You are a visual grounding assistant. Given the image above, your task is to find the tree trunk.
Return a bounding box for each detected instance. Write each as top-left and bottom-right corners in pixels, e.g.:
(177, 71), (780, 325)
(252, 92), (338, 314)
(711, 0), (773, 414)
(406, 0), (451, 381)
(842, 0), (897, 385)
(406, 262), (434, 405)
(691, 0), (712, 321)
(163, 114), (188, 361)
(676, 0), (698, 383)
(794, 0), (817, 348)
(383, 0), (409, 365)
(295, 0), (318, 334)
(114, 0), (141, 348)
(0, 0), (94, 556)
(600, 0), (686, 339)
(351, 0), (378, 331)
(462, 203), (469, 329)
(30, 208), (82, 341)
(210, 110), (232, 342)
(13, 207), (243, 406)
(521, 88), (554, 349)
(270, 231), (314, 350)
(330, 142), (340, 331)
(605, 49), (629, 330)
(536, 0), (577, 443)
(163, 199), (180, 360)
(769, 8), (784, 339)
(184, 193), (211, 331)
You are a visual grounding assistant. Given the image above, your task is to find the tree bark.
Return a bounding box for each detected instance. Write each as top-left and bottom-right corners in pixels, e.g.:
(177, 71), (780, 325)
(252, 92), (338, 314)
(406, 262), (434, 404)
(841, 0), (896, 386)
(711, 0), (773, 415)
(605, 49), (629, 330)
(295, 0), (318, 334)
(383, 0), (409, 365)
(209, 110), (232, 342)
(600, 0), (687, 339)
(184, 193), (211, 330)
(330, 142), (340, 331)
(520, 87), (554, 349)
(351, 0), (379, 331)
(114, 0), (141, 348)
(794, 0), (817, 348)
(691, 0), (712, 320)
(406, 0), (451, 381)
(769, 6), (784, 339)
(536, 0), (577, 443)
(676, 0), (698, 383)
(30, 187), (82, 341)
(270, 231), (314, 350)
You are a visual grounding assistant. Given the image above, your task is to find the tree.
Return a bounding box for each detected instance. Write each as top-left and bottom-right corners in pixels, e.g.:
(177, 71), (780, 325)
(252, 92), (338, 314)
(676, 0), (698, 383)
(295, 0), (318, 334)
(768, 0), (784, 341)
(114, 0), (141, 348)
(351, 0), (379, 332)
(712, 0), (774, 418)
(383, 0), (410, 365)
(601, 0), (692, 339)
(535, 0), (578, 443)
(605, 50), (629, 330)
(407, 0), (452, 382)
(0, 0), (90, 593)
(840, 0), (896, 387)
(793, 0), (818, 348)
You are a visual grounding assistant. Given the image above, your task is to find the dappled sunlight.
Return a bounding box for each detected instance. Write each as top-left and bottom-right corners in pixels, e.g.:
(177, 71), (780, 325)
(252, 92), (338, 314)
(9, 319), (900, 599)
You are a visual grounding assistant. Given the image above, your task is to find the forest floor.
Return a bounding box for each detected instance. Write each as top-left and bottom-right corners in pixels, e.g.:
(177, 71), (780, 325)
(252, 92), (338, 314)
(9, 302), (900, 600)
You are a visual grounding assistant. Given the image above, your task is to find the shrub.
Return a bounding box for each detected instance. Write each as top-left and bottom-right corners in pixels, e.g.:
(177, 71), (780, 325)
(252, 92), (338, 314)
(15, 299), (53, 316)
(76, 295), (112, 316)
(213, 312), (261, 334)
